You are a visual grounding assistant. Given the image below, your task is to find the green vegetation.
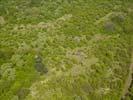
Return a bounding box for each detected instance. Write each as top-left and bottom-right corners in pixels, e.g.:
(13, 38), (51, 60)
(0, 0), (133, 100)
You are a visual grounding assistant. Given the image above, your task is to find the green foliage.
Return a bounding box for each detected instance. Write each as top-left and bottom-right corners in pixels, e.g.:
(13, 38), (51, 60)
(0, 63), (16, 81)
(0, 0), (132, 100)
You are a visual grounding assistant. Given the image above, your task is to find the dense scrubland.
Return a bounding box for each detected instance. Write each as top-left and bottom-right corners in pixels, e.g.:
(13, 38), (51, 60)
(0, 0), (133, 100)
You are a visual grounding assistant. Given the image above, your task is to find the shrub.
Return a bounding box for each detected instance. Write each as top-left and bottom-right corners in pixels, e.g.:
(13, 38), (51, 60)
(111, 14), (125, 24)
(17, 88), (29, 100)
(103, 21), (115, 32)
(0, 16), (6, 26)
(0, 63), (16, 81)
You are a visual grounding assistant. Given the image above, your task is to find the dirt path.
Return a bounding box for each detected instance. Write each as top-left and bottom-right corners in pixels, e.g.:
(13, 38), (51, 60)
(121, 51), (133, 99)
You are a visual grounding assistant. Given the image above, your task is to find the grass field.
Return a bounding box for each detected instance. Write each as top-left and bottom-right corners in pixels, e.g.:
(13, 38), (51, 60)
(0, 0), (133, 100)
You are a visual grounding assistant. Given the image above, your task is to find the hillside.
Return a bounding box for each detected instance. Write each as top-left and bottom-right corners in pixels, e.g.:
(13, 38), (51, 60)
(0, 0), (133, 100)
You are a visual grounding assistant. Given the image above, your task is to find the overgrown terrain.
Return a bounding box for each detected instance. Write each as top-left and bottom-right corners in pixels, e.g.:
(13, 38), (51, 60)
(0, 0), (133, 100)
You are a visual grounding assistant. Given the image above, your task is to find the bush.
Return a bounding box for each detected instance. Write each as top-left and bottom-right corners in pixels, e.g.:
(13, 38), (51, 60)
(0, 63), (16, 81)
(111, 14), (125, 24)
(17, 88), (29, 100)
(103, 21), (115, 32)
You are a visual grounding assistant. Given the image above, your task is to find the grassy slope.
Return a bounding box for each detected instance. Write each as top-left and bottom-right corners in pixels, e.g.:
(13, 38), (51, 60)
(0, 0), (132, 100)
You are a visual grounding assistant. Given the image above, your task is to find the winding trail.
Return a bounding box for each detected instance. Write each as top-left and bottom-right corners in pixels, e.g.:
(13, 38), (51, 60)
(121, 50), (133, 99)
